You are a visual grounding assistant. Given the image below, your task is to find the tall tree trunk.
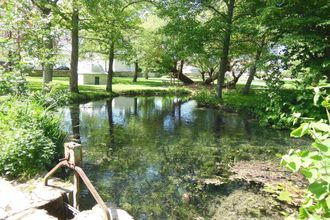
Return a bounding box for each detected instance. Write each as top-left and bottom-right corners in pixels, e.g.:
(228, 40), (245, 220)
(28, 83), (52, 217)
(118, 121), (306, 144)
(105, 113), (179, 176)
(16, 30), (22, 64)
(243, 38), (265, 95)
(217, 0), (235, 98)
(209, 67), (214, 78)
(201, 71), (205, 82)
(70, 3), (79, 93)
(106, 41), (115, 92)
(133, 61), (138, 82)
(178, 60), (184, 79)
(6, 31), (13, 71)
(43, 23), (54, 88)
(31, 1), (54, 90)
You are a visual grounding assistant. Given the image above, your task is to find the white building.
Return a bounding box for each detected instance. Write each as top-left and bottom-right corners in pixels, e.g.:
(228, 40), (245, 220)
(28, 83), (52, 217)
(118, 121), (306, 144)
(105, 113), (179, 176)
(77, 59), (201, 85)
(112, 60), (135, 72)
(78, 59), (136, 85)
(78, 61), (107, 85)
(183, 65), (200, 75)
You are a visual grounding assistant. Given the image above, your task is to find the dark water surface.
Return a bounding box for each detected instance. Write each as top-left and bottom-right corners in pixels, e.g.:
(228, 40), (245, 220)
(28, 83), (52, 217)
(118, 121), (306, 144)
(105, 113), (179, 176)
(61, 96), (308, 219)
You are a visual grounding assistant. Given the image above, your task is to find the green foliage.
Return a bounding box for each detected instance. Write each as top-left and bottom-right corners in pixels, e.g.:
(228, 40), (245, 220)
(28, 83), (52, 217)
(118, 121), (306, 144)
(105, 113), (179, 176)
(193, 84), (326, 130)
(193, 87), (264, 116)
(255, 65), (326, 128)
(281, 94), (330, 219)
(119, 87), (191, 97)
(193, 89), (221, 107)
(0, 96), (65, 178)
(0, 69), (28, 95)
(31, 84), (70, 107)
(264, 0), (330, 85)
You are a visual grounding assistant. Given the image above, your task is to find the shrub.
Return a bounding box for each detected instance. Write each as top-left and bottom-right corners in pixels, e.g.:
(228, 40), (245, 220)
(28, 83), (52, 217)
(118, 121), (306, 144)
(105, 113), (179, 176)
(0, 69), (28, 95)
(0, 97), (65, 178)
(281, 92), (330, 219)
(192, 89), (220, 107)
(31, 84), (70, 107)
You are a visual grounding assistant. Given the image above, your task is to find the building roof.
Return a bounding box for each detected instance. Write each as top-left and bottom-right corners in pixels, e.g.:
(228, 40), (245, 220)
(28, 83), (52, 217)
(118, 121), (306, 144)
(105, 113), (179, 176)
(78, 61), (107, 75)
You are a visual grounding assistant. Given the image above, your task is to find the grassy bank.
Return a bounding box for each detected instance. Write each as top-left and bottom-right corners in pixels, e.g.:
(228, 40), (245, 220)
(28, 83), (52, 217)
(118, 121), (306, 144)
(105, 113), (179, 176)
(27, 76), (191, 103)
(28, 76), (322, 129)
(192, 84), (326, 129)
(192, 85), (266, 113)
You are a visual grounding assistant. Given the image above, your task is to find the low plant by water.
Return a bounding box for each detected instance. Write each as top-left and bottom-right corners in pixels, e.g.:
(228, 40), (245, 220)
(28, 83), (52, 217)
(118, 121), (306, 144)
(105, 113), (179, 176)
(0, 95), (65, 178)
(193, 85), (327, 130)
(281, 91), (330, 218)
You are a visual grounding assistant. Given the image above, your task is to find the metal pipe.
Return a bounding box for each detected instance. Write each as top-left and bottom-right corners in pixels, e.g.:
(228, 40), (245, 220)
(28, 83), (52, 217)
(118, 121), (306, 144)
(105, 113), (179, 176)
(44, 160), (68, 186)
(44, 142), (112, 220)
(74, 166), (112, 220)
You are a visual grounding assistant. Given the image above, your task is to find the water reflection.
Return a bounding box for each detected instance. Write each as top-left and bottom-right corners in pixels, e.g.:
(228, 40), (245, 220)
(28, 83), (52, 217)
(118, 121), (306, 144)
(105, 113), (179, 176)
(70, 104), (81, 143)
(61, 96), (309, 219)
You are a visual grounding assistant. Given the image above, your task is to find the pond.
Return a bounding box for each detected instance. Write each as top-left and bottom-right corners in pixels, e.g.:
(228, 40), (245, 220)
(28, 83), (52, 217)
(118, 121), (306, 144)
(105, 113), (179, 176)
(61, 96), (308, 219)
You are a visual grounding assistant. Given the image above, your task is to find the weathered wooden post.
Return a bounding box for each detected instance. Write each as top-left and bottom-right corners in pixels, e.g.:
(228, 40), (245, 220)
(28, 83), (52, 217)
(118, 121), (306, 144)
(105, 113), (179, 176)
(64, 142), (82, 210)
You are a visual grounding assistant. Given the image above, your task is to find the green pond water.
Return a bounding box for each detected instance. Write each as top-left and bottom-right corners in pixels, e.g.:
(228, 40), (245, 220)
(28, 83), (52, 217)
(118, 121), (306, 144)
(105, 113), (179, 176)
(61, 96), (308, 219)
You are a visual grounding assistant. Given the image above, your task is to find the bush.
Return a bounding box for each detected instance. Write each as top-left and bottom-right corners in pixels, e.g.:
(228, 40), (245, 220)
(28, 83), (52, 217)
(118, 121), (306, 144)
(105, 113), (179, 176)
(31, 84), (70, 107)
(192, 89), (220, 107)
(0, 97), (65, 178)
(0, 69), (28, 95)
(281, 92), (330, 219)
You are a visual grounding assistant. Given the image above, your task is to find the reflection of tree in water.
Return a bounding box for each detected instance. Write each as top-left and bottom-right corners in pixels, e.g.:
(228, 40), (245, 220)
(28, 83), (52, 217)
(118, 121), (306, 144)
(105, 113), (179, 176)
(63, 97), (310, 219)
(133, 98), (138, 116)
(95, 130), (219, 219)
(106, 99), (115, 157)
(70, 104), (81, 143)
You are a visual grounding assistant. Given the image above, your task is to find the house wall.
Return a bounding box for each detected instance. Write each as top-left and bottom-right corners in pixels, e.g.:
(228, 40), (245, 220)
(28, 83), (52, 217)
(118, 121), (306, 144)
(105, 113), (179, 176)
(78, 74), (107, 85)
(113, 60), (135, 72)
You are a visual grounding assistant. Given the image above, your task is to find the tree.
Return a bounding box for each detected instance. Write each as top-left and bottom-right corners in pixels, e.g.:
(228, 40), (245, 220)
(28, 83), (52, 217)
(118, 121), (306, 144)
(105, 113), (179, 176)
(31, 0), (59, 90)
(242, 36), (265, 95)
(238, 0), (270, 95)
(155, 1), (211, 84)
(51, 0), (87, 93)
(215, 0), (235, 98)
(133, 61), (139, 82)
(69, 0), (79, 93)
(83, 0), (141, 92)
(264, 0), (330, 85)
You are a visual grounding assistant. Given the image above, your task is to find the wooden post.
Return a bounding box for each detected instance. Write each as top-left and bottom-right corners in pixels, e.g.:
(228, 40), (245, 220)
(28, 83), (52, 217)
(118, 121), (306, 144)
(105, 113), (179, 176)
(44, 142), (112, 219)
(64, 142), (82, 210)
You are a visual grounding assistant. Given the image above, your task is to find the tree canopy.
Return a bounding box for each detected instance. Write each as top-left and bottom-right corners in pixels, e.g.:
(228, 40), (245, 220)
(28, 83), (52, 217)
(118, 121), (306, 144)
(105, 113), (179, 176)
(1, 0), (329, 93)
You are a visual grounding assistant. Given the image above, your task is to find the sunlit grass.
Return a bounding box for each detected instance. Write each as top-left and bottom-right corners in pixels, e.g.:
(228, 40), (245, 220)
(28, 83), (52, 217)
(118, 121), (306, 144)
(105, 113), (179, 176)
(27, 76), (170, 92)
(26, 76), (191, 102)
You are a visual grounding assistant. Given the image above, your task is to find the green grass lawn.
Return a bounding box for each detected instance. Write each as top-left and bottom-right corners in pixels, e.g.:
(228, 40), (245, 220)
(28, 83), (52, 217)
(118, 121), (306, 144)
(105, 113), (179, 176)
(27, 76), (169, 91)
(27, 76), (191, 103)
(27, 75), (294, 92)
(26, 75), (296, 105)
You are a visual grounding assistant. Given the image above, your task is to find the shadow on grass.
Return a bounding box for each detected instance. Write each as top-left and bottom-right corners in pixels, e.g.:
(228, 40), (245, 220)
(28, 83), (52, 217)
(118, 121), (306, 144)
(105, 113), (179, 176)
(113, 78), (165, 87)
